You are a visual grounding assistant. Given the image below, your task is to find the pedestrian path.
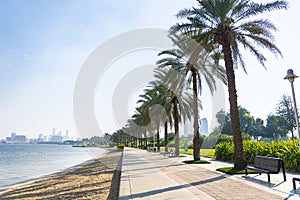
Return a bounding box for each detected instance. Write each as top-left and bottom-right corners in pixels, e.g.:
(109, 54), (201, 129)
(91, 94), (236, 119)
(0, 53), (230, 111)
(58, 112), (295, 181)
(119, 148), (300, 199)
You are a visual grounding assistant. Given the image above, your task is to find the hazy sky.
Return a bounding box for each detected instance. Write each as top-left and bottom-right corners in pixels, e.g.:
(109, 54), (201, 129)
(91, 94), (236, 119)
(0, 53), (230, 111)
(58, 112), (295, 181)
(0, 0), (299, 139)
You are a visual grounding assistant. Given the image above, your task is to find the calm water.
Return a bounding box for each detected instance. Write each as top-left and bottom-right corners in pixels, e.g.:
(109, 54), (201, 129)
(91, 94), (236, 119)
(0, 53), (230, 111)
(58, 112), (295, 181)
(0, 144), (106, 187)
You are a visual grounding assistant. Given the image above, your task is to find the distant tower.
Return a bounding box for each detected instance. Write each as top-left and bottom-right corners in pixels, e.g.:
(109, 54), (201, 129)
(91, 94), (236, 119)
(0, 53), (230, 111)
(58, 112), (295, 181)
(184, 120), (193, 137)
(66, 129), (69, 138)
(52, 128), (56, 136)
(184, 123), (189, 136)
(200, 118), (208, 136)
(11, 132), (16, 140)
(38, 134), (43, 140)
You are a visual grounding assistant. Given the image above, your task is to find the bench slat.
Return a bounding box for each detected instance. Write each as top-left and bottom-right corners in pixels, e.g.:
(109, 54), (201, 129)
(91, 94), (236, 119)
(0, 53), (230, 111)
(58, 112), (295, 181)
(245, 156), (286, 183)
(253, 156), (280, 173)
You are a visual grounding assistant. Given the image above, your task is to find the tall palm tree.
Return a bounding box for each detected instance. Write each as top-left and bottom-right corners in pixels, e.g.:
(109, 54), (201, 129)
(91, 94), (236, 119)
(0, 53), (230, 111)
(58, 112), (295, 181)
(172, 0), (288, 169)
(157, 33), (226, 160)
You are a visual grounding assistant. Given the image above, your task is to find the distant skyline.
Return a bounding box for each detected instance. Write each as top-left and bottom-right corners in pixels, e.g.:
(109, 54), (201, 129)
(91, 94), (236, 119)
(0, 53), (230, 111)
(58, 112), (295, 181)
(1, 1), (300, 139)
(1, 128), (73, 140)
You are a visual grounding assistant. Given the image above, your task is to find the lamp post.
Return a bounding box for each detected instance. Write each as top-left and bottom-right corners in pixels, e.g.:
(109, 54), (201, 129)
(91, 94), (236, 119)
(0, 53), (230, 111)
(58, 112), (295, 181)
(284, 69), (300, 142)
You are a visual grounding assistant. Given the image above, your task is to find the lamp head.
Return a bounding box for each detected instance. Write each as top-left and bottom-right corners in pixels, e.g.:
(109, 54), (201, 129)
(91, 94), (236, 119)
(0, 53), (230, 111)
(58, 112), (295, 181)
(284, 69), (299, 83)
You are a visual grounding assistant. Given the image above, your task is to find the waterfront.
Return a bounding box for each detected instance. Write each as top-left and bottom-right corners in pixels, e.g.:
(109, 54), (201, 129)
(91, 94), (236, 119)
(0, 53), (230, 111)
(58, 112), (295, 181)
(0, 144), (106, 187)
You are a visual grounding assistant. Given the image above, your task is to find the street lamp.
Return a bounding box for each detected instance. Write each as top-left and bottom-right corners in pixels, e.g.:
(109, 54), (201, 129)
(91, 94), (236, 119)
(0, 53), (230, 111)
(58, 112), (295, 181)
(284, 69), (300, 142)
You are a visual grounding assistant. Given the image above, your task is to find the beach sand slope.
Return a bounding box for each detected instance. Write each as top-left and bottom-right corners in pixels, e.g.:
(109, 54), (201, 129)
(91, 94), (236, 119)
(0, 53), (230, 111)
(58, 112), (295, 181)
(0, 148), (123, 200)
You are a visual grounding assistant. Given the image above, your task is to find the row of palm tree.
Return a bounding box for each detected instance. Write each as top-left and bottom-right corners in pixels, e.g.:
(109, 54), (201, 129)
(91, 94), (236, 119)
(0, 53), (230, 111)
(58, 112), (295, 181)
(121, 0), (288, 169)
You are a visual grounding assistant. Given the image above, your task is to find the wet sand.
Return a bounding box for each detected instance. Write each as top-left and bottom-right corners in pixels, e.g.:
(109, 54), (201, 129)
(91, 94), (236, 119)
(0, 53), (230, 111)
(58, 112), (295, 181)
(0, 148), (123, 200)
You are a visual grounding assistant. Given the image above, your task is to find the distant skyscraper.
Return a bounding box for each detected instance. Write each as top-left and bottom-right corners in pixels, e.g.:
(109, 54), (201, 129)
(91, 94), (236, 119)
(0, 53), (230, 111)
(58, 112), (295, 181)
(200, 118), (208, 136)
(184, 122), (189, 136)
(38, 134), (43, 140)
(184, 120), (193, 137)
(66, 129), (69, 138)
(52, 128), (56, 136)
(49, 135), (63, 143)
(11, 132), (16, 140)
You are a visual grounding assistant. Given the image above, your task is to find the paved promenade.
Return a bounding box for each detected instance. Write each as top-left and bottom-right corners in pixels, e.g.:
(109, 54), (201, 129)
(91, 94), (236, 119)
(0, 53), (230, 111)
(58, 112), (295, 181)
(119, 148), (300, 199)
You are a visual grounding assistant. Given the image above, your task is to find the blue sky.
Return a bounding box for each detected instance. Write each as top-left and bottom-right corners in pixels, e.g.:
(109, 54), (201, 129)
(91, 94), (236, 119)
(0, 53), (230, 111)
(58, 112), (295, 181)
(0, 0), (299, 139)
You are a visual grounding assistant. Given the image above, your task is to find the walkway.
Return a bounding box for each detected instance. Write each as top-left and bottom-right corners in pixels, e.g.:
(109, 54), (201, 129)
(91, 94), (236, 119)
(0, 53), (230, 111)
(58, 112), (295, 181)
(119, 148), (300, 199)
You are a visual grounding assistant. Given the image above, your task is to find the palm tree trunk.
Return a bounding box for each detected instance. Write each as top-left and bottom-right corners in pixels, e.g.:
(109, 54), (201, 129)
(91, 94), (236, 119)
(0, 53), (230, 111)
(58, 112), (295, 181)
(139, 133), (142, 148)
(173, 99), (180, 156)
(144, 132), (148, 149)
(192, 70), (200, 161)
(164, 121), (168, 152)
(222, 43), (247, 169)
(157, 127), (160, 151)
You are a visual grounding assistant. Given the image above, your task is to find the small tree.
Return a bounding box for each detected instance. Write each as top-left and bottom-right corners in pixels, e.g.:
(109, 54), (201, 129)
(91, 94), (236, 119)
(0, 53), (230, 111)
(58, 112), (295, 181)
(265, 114), (288, 140)
(276, 94), (297, 138)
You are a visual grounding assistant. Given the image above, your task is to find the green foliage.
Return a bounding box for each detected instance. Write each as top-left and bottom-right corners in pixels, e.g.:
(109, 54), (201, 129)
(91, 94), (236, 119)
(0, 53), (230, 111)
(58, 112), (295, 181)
(215, 140), (300, 172)
(217, 107), (266, 138)
(215, 142), (234, 161)
(89, 135), (110, 145)
(265, 114), (288, 138)
(181, 149), (215, 158)
(168, 132), (175, 142)
(216, 104), (293, 140)
(117, 144), (125, 150)
(242, 133), (252, 141)
(276, 94), (297, 137)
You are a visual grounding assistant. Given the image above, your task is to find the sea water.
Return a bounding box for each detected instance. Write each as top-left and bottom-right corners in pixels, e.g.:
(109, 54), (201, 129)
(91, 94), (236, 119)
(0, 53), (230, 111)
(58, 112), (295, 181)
(0, 144), (106, 187)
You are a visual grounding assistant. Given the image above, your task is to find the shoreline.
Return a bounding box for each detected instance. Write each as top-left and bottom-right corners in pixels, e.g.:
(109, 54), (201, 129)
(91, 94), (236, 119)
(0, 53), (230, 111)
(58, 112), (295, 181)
(0, 147), (123, 199)
(0, 144), (107, 188)
(0, 147), (108, 190)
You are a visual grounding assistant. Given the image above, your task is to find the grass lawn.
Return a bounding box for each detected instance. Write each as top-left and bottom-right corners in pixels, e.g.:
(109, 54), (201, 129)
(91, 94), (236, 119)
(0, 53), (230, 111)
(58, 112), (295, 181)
(182, 149), (215, 158)
(216, 167), (258, 175)
(159, 147), (215, 158)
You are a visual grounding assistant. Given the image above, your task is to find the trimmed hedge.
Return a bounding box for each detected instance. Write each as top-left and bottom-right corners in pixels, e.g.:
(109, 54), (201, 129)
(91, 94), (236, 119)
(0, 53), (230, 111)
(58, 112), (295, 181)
(215, 140), (300, 172)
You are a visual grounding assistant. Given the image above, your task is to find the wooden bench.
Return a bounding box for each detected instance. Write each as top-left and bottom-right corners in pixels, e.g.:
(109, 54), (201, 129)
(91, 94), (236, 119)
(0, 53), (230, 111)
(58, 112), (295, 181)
(245, 156), (286, 183)
(293, 177), (300, 190)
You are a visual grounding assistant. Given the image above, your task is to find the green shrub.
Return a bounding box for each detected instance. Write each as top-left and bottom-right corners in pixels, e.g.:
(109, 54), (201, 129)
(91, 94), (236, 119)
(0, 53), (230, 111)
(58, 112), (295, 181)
(117, 144), (125, 150)
(215, 142), (234, 161)
(279, 140), (300, 172)
(214, 139), (300, 172)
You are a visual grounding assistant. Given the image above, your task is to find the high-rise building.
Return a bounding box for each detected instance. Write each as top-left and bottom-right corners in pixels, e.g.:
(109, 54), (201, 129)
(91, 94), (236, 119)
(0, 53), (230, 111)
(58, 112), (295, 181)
(52, 128), (56, 136)
(200, 118), (208, 136)
(49, 135), (63, 143)
(184, 120), (193, 137)
(11, 132), (16, 140)
(6, 133), (26, 143)
(38, 134), (43, 140)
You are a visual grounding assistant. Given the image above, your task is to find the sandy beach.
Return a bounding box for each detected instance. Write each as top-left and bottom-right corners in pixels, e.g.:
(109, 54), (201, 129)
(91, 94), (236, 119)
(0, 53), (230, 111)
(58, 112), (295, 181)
(0, 148), (123, 200)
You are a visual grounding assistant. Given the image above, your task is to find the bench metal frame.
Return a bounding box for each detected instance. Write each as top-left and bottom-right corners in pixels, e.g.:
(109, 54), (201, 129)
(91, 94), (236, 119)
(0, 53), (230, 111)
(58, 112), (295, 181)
(245, 156), (286, 183)
(293, 177), (300, 190)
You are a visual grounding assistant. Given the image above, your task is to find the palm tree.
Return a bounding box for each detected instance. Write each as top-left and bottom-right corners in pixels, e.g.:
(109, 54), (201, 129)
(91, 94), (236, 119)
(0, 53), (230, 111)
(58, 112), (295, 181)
(138, 83), (171, 152)
(132, 105), (152, 149)
(172, 0), (288, 169)
(157, 33), (226, 160)
(151, 68), (193, 156)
